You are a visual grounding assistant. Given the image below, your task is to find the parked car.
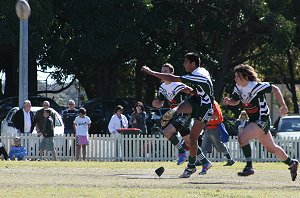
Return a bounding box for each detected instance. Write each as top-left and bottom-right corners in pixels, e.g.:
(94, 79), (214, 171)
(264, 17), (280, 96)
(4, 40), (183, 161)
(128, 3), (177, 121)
(81, 98), (137, 134)
(0, 106), (64, 136)
(271, 114), (300, 138)
(0, 96), (63, 124)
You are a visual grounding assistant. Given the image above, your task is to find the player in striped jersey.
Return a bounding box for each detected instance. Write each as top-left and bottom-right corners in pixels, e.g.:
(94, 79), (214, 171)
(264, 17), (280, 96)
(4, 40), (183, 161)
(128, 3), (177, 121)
(152, 63), (194, 165)
(223, 64), (298, 181)
(142, 52), (214, 178)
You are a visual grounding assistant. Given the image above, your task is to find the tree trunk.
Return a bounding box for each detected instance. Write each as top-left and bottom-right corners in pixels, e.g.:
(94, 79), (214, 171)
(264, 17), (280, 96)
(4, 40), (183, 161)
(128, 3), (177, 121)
(286, 49), (299, 113)
(4, 51), (18, 97)
(214, 37), (234, 102)
(28, 53), (37, 96)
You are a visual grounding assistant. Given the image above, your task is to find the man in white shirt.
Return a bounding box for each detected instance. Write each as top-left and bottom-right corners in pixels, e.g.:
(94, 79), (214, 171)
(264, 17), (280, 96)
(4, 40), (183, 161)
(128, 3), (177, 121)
(13, 100), (35, 134)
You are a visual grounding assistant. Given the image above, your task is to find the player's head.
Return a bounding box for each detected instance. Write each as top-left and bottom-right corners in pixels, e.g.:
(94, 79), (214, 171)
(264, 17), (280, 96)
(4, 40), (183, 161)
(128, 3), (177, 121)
(234, 64), (260, 85)
(183, 52), (200, 72)
(161, 63), (174, 74)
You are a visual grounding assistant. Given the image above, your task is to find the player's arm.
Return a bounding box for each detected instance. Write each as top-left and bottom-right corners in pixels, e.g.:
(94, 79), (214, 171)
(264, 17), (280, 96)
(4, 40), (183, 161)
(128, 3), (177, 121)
(181, 86), (194, 95)
(152, 99), (164, 108)
(142, 66), (181, 82)
(222, 96), (240, 106)
(272, 85), (288, 116)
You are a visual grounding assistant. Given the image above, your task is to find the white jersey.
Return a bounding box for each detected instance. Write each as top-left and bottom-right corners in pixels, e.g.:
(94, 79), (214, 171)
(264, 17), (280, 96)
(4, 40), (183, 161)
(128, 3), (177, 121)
(159, 82), (187, 102)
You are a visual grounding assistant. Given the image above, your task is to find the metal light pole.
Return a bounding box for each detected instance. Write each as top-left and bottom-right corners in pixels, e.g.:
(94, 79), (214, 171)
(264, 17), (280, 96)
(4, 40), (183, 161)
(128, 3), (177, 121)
(17, 0), (30, 108)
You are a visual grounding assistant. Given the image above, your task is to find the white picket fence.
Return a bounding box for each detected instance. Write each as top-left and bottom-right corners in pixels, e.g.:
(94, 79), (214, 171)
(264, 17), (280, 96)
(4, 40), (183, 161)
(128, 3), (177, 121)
(1, 134), (299, 162)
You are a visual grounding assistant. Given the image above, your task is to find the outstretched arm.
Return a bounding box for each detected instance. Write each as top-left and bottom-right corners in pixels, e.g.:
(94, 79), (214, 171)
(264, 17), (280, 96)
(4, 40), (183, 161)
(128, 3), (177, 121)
(272, 85), (288, 116)
(222, 96), (240, 106)
(141, 66), (182, 82)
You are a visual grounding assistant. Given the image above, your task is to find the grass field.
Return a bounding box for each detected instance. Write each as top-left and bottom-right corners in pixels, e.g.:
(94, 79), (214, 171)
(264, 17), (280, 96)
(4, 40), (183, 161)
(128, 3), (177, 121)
(0, 161), (299, 198)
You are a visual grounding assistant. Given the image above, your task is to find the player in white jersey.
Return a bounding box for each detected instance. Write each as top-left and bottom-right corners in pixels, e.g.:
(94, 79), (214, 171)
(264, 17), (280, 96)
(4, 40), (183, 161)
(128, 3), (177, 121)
(152, 63), (193, 165)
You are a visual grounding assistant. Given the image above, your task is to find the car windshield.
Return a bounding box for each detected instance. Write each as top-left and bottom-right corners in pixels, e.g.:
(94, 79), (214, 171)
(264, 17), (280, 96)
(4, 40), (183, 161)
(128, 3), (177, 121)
(278, 118), (300, 132)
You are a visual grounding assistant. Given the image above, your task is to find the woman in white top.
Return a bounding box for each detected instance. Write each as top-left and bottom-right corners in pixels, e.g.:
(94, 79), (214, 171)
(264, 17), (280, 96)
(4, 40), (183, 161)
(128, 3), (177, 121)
(108, 105), (128, 136)
(108, 105), (128, 161)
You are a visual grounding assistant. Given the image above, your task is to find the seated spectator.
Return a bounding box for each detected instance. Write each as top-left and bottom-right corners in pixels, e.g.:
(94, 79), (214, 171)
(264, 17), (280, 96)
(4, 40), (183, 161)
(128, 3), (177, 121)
(9, 137), (27, 160)
(0, 143), (10, 160)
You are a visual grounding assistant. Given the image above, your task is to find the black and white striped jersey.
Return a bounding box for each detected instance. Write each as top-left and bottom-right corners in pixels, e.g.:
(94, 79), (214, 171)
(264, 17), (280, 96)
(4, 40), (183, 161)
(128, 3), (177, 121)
(232, 81), (272, 122)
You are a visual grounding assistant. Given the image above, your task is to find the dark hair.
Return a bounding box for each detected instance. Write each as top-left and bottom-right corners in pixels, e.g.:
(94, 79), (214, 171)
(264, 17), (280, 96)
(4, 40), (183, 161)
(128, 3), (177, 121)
(134, 101), (144, 112)
(184, 52), (201, 67)
(78, 107), (86, 115)
(162, 63), (174, 73)
(114, 105), (124, 113)
(234, 64), (260, 82)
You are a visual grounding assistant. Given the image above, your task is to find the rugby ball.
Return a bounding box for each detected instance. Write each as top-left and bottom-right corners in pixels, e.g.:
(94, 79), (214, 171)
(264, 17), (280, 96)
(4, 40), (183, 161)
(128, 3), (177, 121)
(16, 0), (31, 20)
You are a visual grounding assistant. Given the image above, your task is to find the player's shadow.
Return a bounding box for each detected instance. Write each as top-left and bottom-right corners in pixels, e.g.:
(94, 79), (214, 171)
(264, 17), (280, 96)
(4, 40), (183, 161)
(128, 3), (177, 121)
(112, 173), (178, 179)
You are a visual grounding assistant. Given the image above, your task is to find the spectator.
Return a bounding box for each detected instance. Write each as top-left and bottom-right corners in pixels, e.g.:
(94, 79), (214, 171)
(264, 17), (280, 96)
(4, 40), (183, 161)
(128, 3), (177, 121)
(108, 105), (128, 135)
(34, 101), (56, 135)
(108, 105), (128, 160)
(200, 101), (235, 170)
(129, 101), (147, 134)
(39, 109), (56, 161)
(236, 110), (249, 134)
(9, 137), (27, 160)
(0, 143), (10, 160)
(73, 108), (91, 161)
(13, 100), (35, 134)
(62, 99), (79, 136)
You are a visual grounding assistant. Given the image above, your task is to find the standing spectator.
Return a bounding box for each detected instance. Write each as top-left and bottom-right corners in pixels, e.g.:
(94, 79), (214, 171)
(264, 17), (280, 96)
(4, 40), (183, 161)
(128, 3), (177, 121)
(0, 143), (10, 160)
(39, 109), (56, 161)
(34, 101), (56, 135)
(73, 108), (91, 161)
(62, 99), (79, 136)
(129, 101), (147, 134)
(9, 137), (27, 160)
(13, 100), (35, 134)
(236, 110), (249, 134)
(223, 64), (298, 181)
(200, 101), (235, 172)
(108, 105), (129, 135)
(108, 105), (128, 160)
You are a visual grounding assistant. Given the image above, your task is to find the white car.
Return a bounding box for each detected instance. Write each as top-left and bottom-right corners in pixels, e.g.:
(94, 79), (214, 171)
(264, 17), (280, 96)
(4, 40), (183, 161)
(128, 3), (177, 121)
(274, 115), (300, 138)
(0, 106), (64, 137)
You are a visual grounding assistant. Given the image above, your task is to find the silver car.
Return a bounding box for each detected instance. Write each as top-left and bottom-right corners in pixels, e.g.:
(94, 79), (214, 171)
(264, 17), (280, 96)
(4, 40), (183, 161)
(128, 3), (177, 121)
(1, 106), (64, 137)
(274, 115), (300, 138)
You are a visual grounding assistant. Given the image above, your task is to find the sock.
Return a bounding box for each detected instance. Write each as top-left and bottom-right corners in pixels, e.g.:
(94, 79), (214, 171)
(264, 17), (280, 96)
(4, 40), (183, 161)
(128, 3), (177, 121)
(225, 153), (231, 160)
(283, 157), (292, 165)
(196, 146), (209, 164)
(188, 156), (196, 167)
(183, 143), (190, 151)
(169, 134), (185, 153)
(241, 144), (252, 167)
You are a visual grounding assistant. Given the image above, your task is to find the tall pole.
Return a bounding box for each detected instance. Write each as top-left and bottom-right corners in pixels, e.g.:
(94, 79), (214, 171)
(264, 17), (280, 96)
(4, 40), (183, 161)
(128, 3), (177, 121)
(19, 19), (28, 108)
(16, 0), (30, 108)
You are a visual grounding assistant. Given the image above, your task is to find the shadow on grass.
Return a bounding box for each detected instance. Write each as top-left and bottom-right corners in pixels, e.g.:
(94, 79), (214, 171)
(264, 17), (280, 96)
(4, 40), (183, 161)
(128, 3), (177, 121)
(106, 173), (179, 179)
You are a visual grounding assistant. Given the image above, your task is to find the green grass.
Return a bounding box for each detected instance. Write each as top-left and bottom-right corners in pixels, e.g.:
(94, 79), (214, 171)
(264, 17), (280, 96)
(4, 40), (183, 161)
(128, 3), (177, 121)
(0, 161), (299, 197)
